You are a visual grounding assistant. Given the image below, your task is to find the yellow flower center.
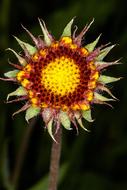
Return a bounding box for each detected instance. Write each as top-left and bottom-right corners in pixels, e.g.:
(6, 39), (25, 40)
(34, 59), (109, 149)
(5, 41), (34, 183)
(41, 56), (80, 96)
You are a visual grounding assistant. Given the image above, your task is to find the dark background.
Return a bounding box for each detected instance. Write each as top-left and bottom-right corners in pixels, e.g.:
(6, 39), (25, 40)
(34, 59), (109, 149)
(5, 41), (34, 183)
(0, 0), (127, 189)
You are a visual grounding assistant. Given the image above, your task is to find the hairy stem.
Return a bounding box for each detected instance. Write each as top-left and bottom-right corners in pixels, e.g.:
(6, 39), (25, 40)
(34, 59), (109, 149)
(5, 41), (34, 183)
(48, 127), (62, 190)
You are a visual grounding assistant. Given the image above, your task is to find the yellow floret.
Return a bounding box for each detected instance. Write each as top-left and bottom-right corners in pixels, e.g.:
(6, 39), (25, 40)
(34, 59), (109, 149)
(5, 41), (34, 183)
(86, 91), (94, 101)
(31, 97), (38, 106)
(17, 71), (25, 81)
(21, 79), (30, 88)
(61, 36), (72, 44)
(81, 48), (89, 56)
(32, 53), (39, 61)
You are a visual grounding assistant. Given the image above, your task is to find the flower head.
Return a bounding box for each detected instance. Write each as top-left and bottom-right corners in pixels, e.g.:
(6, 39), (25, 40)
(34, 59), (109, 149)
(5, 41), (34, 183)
(1, 18), (121, 140)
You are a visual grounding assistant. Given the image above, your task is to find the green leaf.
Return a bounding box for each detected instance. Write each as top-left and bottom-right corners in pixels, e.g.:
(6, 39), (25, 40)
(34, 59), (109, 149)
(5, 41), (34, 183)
(98, 75), (121, 84)
(82, 109), (94, 122)
(96, 45), (115, 61)
(14, 36), (37, 55)
(4, 69), (19, 78)
(25, 106), (40, 122)
(85, 34), (101, 52)
(61, 18), (75, 37)
(59, 111), (72, 130)
(7, 86), (27, 100)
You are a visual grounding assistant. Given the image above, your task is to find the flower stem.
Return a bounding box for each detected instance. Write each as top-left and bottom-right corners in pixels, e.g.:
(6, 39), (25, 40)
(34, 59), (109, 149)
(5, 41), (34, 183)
(48, 127), (62, 190)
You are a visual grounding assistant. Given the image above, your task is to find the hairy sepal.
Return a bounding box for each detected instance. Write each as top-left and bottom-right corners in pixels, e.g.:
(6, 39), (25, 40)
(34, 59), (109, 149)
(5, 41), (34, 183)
(59, 111), (72, 130)
(7, 86), (27, 101)
(61, 18), (75, 37)
(25, 106), (40, 123)
(4, 70), (19, 78)
(82, 109), (94, 122)
(98, 75), (121, 84)
(6, 48), (27, 66)
(14, 36), (37, 55)
(85, 34), (101, 52)
(75, 111), (90, 132)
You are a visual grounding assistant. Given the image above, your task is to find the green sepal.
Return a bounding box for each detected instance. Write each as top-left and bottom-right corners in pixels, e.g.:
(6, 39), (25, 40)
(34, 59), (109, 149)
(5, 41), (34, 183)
(14, 36), (37, 55)
(98, 75), (121, 84)
(4, 70), (19, 78)
(75, 112), (90, 132)
(61, 18), (75, 37)
(47, 119), (56, 142)
(96, 45), (115, 61)
(38, 19), (52, 46)
(59, 111), (72, 130)
(94, 92), (114, 102)
(7, 86), (27, 101)
(25, 106), (40, 123)
(6, 48), (27, 66)
(85, 34), (101, 52)
(82, 109), (94, 122)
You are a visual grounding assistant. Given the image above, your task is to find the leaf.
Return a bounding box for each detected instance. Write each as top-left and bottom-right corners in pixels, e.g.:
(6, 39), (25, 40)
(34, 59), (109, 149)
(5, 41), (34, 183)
(25, 106), (40, 122)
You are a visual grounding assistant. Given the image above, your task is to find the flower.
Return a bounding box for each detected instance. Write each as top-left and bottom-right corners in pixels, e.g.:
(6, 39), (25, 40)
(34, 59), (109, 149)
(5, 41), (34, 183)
(1, 18), (121, 140)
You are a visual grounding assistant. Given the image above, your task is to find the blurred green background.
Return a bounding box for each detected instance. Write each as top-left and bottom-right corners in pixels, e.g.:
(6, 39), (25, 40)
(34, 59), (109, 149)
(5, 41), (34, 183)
(0, 0), (127, 189)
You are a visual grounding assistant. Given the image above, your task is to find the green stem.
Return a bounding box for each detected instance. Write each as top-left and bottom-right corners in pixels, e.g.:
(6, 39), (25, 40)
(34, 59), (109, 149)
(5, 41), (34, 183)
(48, 127), (62, 190)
